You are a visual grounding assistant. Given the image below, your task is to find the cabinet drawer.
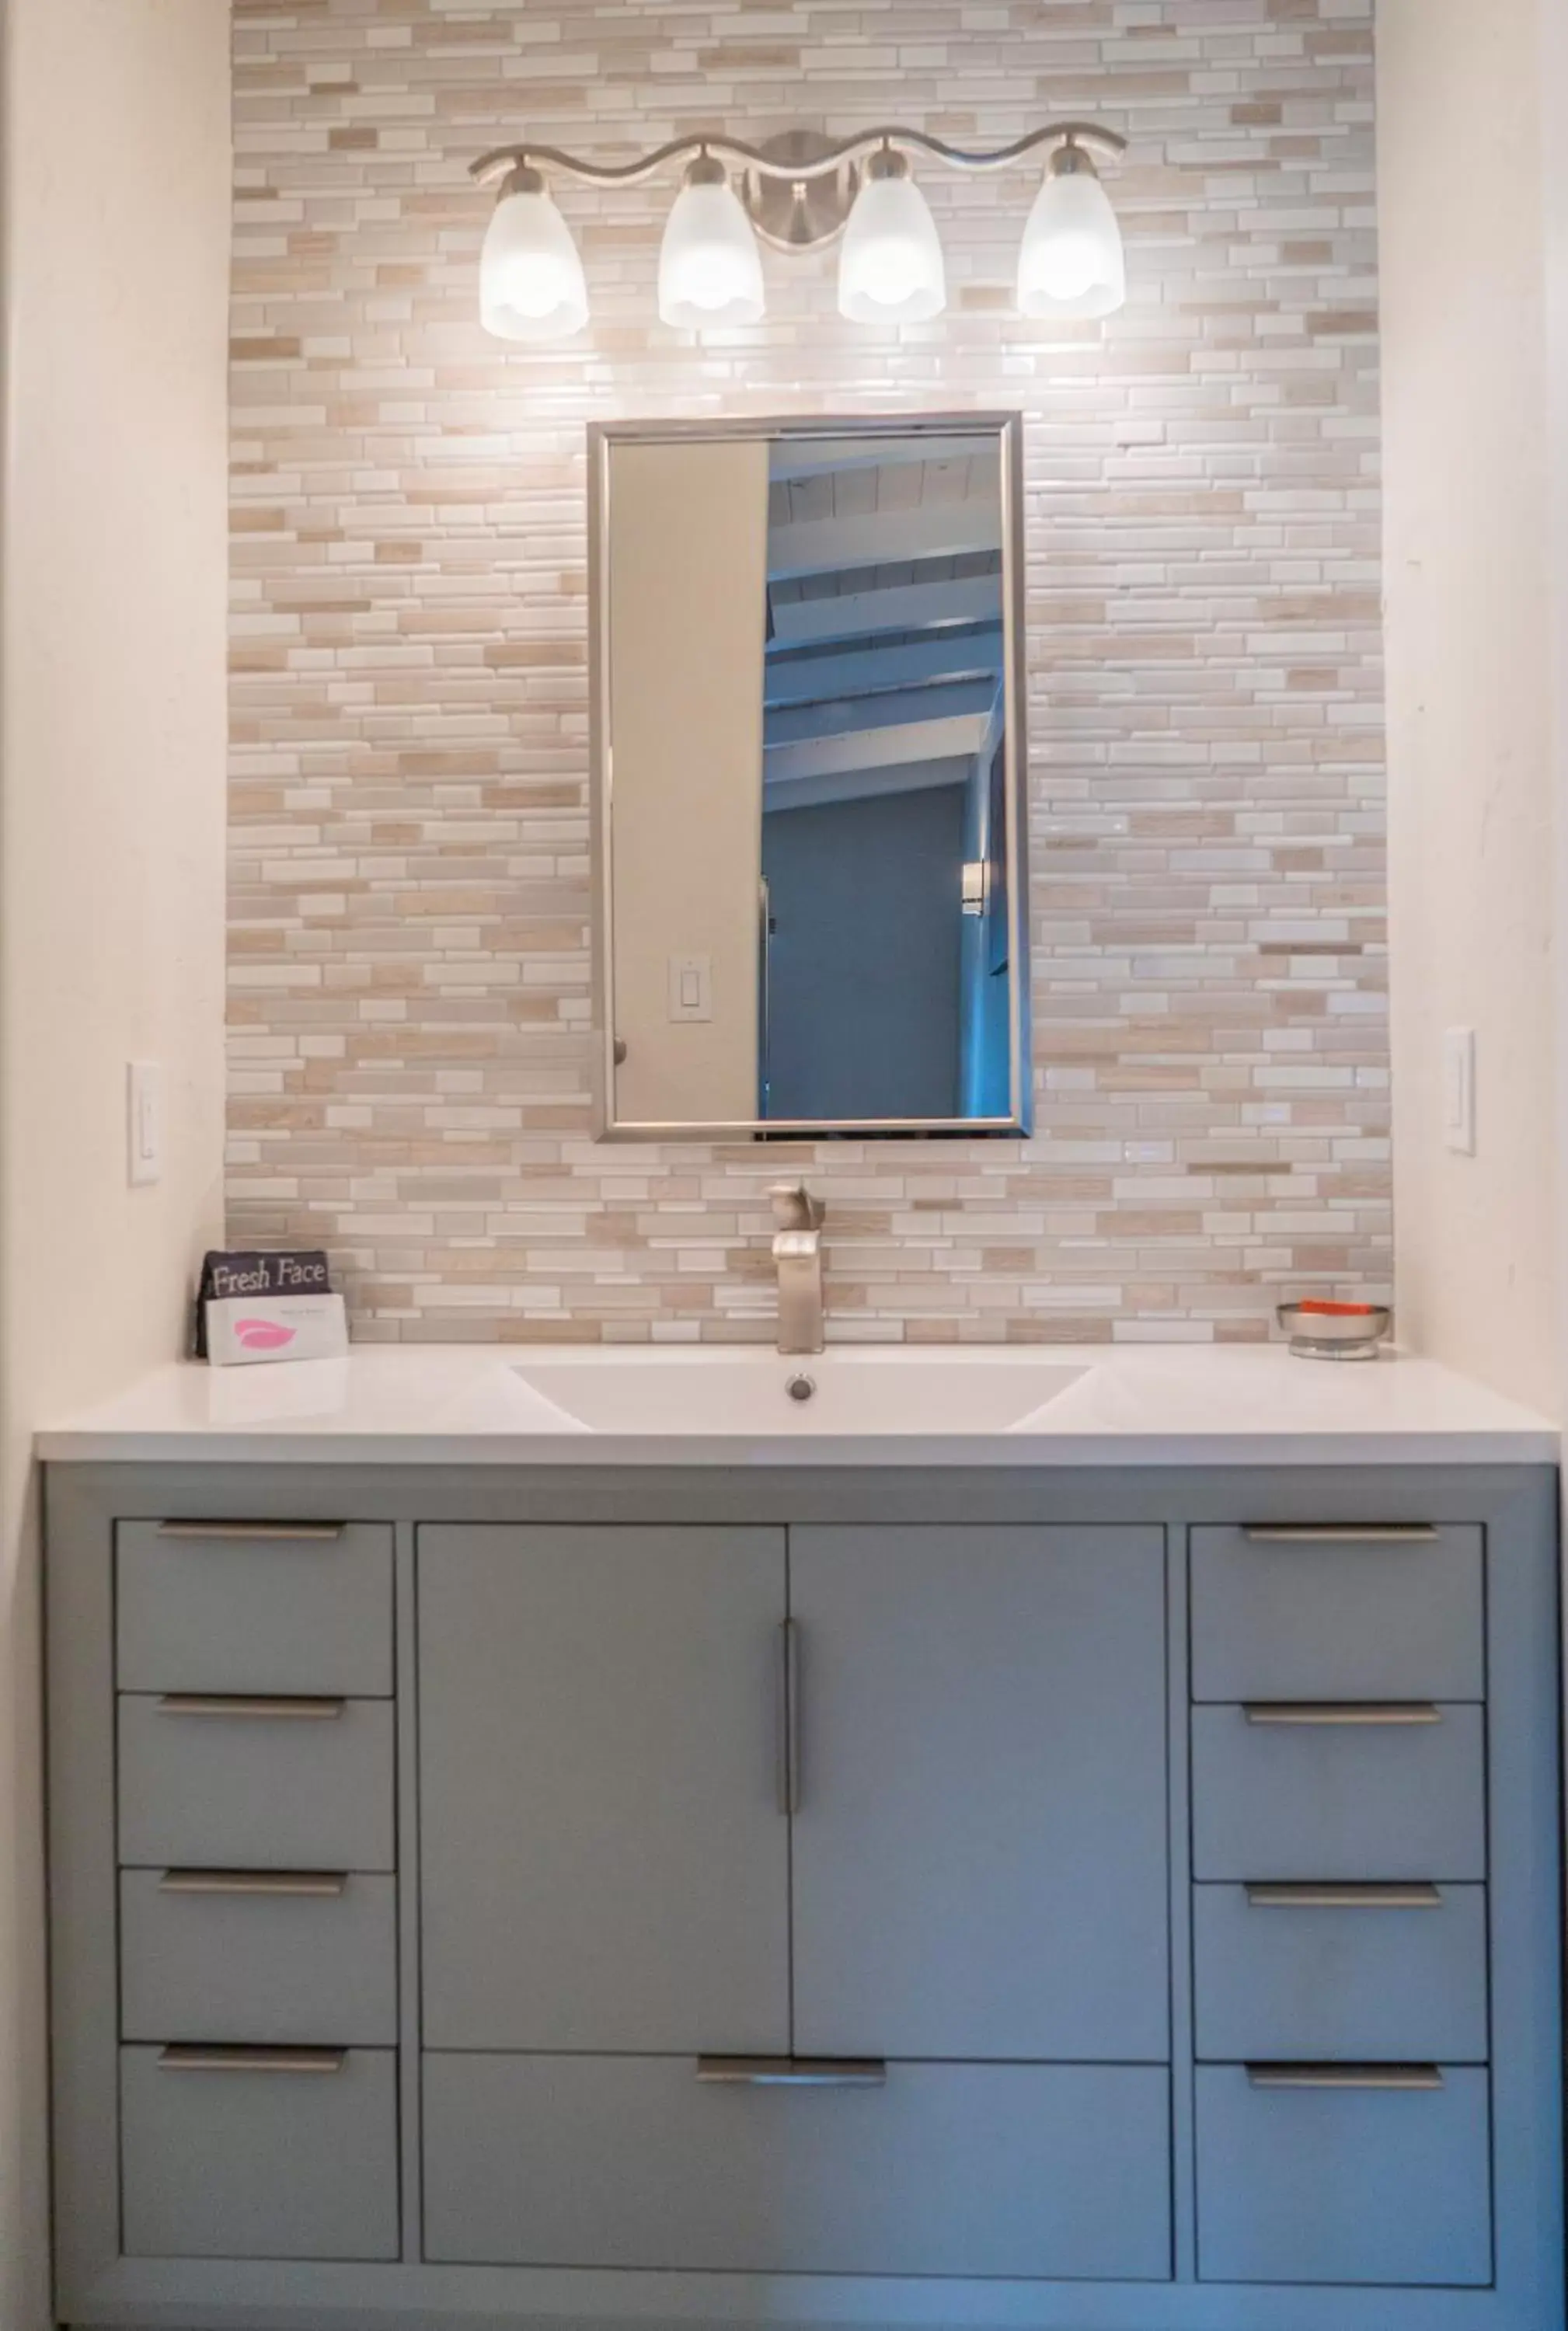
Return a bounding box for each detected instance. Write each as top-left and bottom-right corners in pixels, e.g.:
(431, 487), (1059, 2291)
(423, 2054), (1172, 2280)
(118, 1695), (395, 1873)
(1190, 1524), (1483, 1703)
(1192, 1704), (1486, 1881)
(1196, 2063), (1491, 2285)
(1194, 1883), (1489, 2063)
(120, 2044), (399, 2261)
(117, 1520), (392, 1698)
(120, 1869), (398, 2046)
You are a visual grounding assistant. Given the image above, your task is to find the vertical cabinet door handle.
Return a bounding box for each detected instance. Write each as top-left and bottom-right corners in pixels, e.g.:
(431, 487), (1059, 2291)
(776, 1619), (801, 1817)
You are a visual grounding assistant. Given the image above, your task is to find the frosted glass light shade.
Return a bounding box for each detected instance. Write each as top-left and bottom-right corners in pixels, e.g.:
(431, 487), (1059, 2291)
(480, 171), (589, 343)
(659, 162), (765, 329)
(1016, 146), (1127, 320)
(838, 154), (946, 324)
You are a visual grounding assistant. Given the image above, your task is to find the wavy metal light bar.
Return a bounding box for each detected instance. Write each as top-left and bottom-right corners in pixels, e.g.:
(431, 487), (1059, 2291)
(469, 122), (1127, 190)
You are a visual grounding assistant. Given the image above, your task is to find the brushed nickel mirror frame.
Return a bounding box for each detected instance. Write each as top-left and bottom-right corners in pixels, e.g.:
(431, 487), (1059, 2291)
(587, 411), (1033, 1144)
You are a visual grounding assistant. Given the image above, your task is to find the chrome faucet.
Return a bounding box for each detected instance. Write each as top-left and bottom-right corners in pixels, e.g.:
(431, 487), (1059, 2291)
(770, 1183), (826, 1355)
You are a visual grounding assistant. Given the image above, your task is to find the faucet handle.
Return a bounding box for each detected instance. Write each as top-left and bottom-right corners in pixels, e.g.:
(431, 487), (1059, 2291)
(770, 1182), (824, 1232)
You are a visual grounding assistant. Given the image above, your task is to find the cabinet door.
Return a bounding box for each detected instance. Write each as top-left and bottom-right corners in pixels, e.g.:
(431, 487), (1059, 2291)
(792, 1525), (1168, 2060)
(419, 1524), (789, 2054)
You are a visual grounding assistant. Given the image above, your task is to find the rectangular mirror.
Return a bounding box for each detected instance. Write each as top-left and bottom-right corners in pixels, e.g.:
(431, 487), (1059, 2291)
(589, 413), (1031, 1140)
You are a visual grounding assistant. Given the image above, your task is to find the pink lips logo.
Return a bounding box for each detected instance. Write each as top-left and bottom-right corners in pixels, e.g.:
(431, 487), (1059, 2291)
(235, 1319), (298, 1353)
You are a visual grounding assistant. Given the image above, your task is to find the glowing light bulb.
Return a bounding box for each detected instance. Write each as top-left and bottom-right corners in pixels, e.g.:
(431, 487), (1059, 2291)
(479, 166), (588, 343)
(838, 149), (946, 325)
(659, 157), (765, 329)
(1016, 143), (1127, 321)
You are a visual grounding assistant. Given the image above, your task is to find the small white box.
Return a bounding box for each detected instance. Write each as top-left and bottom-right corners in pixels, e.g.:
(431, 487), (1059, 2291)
(204, 1292), (349, 1368)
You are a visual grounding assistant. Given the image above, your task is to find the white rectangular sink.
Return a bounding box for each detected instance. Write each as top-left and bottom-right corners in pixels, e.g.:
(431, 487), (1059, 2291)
(510, 1353), (1090, 1437)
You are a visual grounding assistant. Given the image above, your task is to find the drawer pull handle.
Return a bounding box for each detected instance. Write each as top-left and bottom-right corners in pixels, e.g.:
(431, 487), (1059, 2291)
(1246, 1883), (1444, 1911)
(156, 1521), (346, 1542)
(1247, 2063), (1444, 2093)
(159, 1869), (349, 1899)
(1241, 1526), (1440, 1546)
(1243, 1702), (1442, 1727)
(776, 1621), (801, 1818)
(159, 2047), (347, 2076)
(156, 1695), (347, 1722)
(697, 2057), (886, 2089)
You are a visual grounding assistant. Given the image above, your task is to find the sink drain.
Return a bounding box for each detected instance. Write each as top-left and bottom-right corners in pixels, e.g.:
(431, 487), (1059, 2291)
(786, 1373), (817, 1404)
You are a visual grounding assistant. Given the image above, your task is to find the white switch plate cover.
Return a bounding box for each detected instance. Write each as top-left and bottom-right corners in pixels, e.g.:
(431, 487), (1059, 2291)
(127, 1061), (164, 1186)
(667, 954), (713, 1024)
(1443, 1027), (1476, 1155)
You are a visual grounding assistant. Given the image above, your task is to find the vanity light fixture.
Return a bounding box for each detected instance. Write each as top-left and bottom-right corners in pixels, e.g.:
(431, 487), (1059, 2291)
(469, 122), (1128, 340)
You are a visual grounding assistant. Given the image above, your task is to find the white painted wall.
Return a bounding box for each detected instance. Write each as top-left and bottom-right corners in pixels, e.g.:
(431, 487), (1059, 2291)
(0, 3), (231, 2317)
(1379, 0), (1564, 1414)
(1545, 0), (1568, 1432)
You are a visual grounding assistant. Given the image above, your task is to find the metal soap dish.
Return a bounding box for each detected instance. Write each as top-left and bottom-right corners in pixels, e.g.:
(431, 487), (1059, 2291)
(1277, 1302), (1392, 1362)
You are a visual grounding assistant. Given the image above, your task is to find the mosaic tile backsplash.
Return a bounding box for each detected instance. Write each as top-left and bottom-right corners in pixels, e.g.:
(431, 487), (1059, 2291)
(228, 0), (1389, 1345)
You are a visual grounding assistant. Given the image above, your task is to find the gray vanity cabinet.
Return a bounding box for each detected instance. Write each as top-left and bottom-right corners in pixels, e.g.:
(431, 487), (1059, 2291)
(789, 1524), (1169, 2059)
(44, 1460), (1566, 2331)
(420, 1524), (790, 2055)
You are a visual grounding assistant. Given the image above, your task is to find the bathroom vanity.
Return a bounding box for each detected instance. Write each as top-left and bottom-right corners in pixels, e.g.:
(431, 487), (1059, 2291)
(40, 1347), (1565, 2330)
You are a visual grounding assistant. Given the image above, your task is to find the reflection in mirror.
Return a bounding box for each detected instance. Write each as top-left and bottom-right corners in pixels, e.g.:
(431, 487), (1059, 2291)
(593, 417), (1030, 1140)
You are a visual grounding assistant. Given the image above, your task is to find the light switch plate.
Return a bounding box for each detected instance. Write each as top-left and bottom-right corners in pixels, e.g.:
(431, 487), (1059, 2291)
(127, 1061), (164, 1186)
(668, 954), (713, 1024)
(1443, 1027), (1476, 1155)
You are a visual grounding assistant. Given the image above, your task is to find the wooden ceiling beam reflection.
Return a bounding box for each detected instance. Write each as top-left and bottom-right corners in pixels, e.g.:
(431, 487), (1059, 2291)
(767, 500), (1003, 585)
(765, 678), (998, 751)
(764, 709), (993, 789)
(761, 624), (1004, 710)
(768, 436), (991, 487)
(769, 573), (1003, 649)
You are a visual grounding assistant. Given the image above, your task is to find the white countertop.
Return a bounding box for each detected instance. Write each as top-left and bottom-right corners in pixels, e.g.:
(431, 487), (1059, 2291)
(32, 1343), (1560, 1468)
